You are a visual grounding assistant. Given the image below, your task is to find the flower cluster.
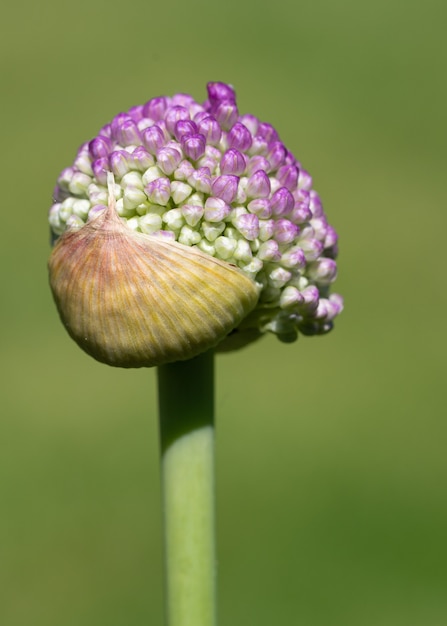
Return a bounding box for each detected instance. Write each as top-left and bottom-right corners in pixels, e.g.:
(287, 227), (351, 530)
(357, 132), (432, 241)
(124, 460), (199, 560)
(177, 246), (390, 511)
(49, 82), (342, 344)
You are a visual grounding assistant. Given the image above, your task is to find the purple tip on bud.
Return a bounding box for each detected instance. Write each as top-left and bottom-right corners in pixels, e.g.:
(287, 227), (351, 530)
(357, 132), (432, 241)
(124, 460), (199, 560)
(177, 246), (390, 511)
(228, 123), (253, 151)
(172, 93), (195, 108)
(211, 175), (239, 203)
(324, 225), (338, 250)
(290, 202), (312, 224)
(174, 120), (198, 141)
(247, 198), (271, 219)
(298, 168), (313, 190)
(116, 119), (142, 146)
(309, 191), (323, 217)
(257, 122), (279, 144)
(267, 142), (287, 171)
(220, 149), (247, 175)
(301, 285), (320, 313)
(181, 133), (206, 161)
(128, 104), (144, 122)
(238, 114), (259, 136)
(142, 125), (166, 155)
(156, 146), (182, 175)
(92, 157), (109, 185)
(308, 258), (338, 285)
(109, 150), (130, 178)
(142, 96), (169, 121)
(88, 136), (112, 160)
(246, 170), (271, 199)
(273, 219), (299, 244)
(249, 136), (269, 156)
(257, 239), (281, 261)
(246, 156), (270, 177)
(277, 164), (299, 191)
(196, 115), (222, 146)
(204, 197), (231, 222)
(111, 113), (132, 139)
(207, 82), (236, 104)
(299, 238), (324, 261)
(130, 146), (154, 171)
(188, 167), (212, 193)
(280, 246), (306, 269)
(212, 101), (239, 131)
(234, 213), (260, 241)
(144, 177), (171, 206)
(270, 187), (294, 216)
(165, 106), (190, 135)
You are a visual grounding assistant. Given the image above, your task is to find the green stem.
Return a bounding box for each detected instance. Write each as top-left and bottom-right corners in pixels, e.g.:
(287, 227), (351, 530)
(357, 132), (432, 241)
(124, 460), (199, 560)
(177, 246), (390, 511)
(157, 350), (216, 626)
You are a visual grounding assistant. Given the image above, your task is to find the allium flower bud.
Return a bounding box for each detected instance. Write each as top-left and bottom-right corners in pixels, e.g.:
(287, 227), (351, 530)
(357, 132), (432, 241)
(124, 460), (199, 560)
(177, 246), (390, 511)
(48, 81), (342, 366)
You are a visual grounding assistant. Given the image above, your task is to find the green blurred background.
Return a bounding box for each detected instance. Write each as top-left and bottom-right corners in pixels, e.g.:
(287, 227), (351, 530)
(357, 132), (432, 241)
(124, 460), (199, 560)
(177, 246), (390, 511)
(1, 0), (446, 624)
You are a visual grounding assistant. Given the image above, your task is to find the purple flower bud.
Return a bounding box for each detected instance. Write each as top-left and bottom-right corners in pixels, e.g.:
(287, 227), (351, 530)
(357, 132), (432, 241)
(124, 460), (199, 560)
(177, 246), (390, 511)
(144, 177), (171, 206)
(220, 149), (246, 175)
(300, 285), (320, 313)
(174, 159), (195, 181)
(246, 170), (271, 198)
(273, 219), (299, 244)
(249, 136), (269, 156)
(172, 93), (195, 108)
(156, 146), (182, 175)
(299, 238), (324, 261)
(165, 106), (190, 135)
(128, 104), (144, 122)
(109, 150), (130, 178)
(311, 217), (328, 241)
(110, 113), (132, 140)
(212, 101), (238, 131)
(130, 146), (154, 171)
(247, 198), (271, 219)
(238, 114), (259, 136)
(308, 258), (337, 285)
(116, 118), (142, 147)
(270, 187), (294, 216)
(246, 156), (270, 177)
(188, 167), (212, 193)
(234, 213), (259, 241)
(257, 239), (281, 261)
(290, 203), (312, 224)
(88, 136), (112, 160)
(257, 122), (279, 144)
(267, 142), (287, 171)
(228, 123), (253, 151)
(277, 164), (299, 191)
(142, 96), (169, 121)
(181, 133), (206, 161)
(324, 225), (338, 249)
(280, 246), (306, 269)
(309, 190), (323, 217)
(174, 120), (198, 141)
(285, 150), (297, 165)
(204, 197), (231, 222)
(99, 123), (112, 138)
(211, 175), (239, 203)
(142, 125), (166, 154)
(92, 157), (109, 185)
(207, 82), (236, 104)
(298, 168), (313, 190)
(196, 114), (222, 146)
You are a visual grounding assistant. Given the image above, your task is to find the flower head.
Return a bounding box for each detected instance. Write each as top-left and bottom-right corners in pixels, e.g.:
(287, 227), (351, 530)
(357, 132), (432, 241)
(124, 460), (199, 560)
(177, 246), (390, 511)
(49, 82), (342, 355)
